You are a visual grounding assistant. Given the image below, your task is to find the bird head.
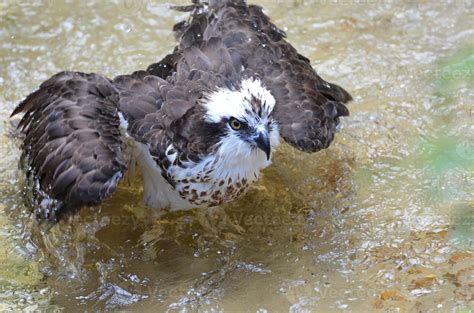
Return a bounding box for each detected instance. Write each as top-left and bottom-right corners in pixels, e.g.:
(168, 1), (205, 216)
(202, 78), (280, 162)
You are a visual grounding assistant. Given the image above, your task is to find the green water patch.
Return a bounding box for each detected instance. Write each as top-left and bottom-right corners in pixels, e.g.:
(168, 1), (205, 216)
(410, 48), (474, 250)
(434, 46), (474, 98)
(414, 47), (473, 205)
(429, 46), (474, 126)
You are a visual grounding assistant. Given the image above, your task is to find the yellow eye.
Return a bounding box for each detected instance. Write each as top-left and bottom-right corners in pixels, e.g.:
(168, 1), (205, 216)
(229, 118), (242, 130)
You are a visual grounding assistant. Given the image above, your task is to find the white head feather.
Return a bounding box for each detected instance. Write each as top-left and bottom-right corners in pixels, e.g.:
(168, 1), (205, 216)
(201, 77), (280, 177)
(203, 77), (276, 124)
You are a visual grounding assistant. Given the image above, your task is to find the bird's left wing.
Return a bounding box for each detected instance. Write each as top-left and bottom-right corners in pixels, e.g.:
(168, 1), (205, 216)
(256, 49), (352, 153)
(214, 4), (353, 153)
(11, 71), (127, 221)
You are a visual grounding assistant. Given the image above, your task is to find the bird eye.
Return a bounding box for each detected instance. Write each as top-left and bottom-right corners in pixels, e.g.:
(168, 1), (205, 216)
(229, 117), (242, 130)
(267, 118), (273, 126)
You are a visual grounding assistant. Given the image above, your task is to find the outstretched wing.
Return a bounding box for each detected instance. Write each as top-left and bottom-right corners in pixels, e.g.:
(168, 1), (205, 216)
(149, 1), (352, 153)
(11, 71), (127, 221)
(257, 49), (352, 153)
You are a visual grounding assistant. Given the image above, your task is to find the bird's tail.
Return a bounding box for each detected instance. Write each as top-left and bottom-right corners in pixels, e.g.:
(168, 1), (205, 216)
(11, 71), (127, 222)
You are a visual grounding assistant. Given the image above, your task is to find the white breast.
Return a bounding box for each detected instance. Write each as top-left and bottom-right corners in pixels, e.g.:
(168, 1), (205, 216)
(135, 137), (278, 211)
(167, 139), (273, 207)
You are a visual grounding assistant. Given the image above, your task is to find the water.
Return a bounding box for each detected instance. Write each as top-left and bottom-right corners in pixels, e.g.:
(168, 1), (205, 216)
(0, 0), (473, 311)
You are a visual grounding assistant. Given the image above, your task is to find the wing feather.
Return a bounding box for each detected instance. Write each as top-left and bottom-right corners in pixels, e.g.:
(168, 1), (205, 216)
(150, 1), (352, 153)
(11, 71), (127, 221)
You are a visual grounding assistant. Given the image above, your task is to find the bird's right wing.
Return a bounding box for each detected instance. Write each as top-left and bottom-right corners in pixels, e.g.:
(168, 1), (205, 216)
(114, 66), (230, 163)
(11, 71), (127, 221)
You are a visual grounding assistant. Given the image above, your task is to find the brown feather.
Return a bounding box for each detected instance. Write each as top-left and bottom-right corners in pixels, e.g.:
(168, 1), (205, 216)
(11, 72), (126, 221)
(148, 0), (352, 153)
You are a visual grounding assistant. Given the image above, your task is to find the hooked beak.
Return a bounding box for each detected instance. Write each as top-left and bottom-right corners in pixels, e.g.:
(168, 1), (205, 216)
(254, 131), (271, 160)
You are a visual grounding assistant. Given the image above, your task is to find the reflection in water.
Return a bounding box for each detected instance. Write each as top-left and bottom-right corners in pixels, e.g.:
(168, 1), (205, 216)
(0, 0), (472, 311)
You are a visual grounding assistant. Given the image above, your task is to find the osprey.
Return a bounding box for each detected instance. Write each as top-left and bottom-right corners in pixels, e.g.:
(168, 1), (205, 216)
(12, 0), (352, 222)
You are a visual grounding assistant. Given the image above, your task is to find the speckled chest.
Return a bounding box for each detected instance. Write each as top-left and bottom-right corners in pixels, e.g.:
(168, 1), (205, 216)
(157, 146), (258, 207)
(176, 173), (251, 207)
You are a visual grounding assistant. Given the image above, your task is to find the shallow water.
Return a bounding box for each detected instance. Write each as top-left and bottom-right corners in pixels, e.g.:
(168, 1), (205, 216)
(0, 0), (473, 311)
